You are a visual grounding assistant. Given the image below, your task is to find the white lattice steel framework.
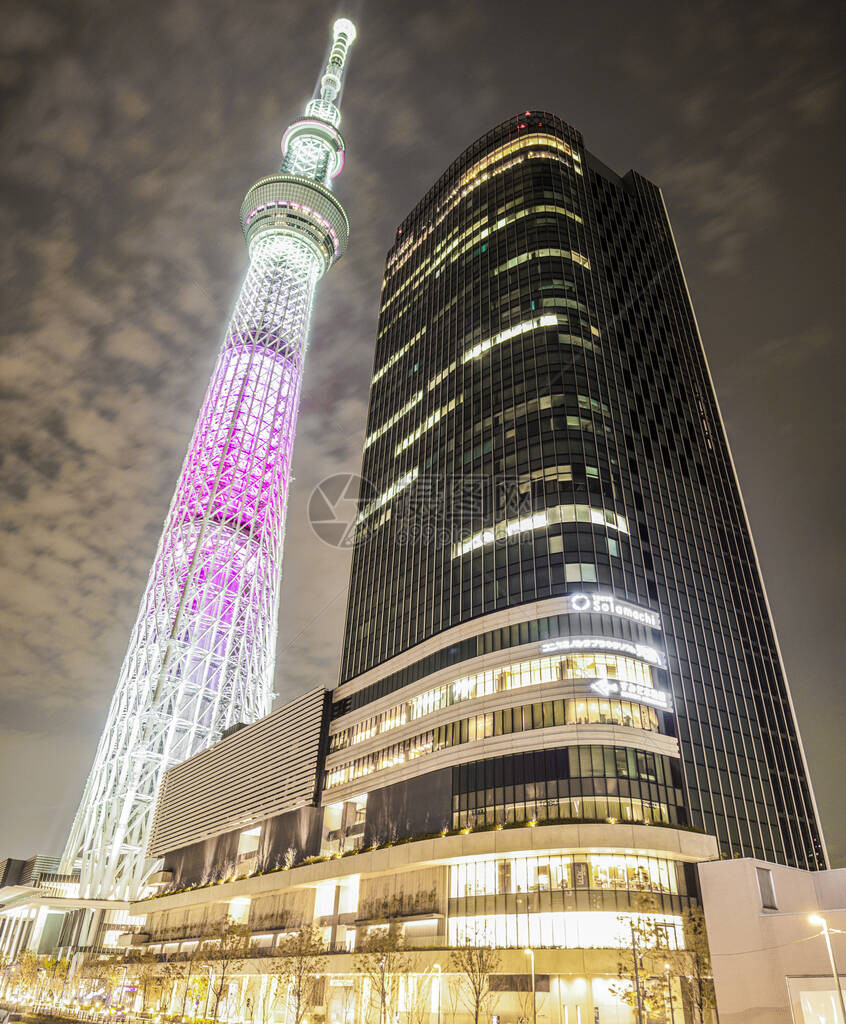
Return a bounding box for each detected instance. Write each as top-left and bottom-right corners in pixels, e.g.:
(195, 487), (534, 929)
(61, 19), (357, 901)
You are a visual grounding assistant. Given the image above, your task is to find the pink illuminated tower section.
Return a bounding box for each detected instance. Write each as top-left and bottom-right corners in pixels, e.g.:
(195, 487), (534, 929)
(62, 19), (357, 900)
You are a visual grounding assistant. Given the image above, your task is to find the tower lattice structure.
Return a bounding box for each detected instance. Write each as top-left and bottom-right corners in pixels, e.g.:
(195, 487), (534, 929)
(62, 20), (357, 900)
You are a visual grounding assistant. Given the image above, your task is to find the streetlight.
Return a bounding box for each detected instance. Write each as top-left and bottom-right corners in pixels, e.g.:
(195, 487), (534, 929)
(433, 964), (442, 1024)
(809, 915), (846, 1024)
(523, 949), (536, 1024)
(663, 964), (675, 1024)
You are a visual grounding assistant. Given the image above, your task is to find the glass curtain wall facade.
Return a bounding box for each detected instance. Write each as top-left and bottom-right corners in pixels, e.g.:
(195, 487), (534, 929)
(335, 111), (824, 870)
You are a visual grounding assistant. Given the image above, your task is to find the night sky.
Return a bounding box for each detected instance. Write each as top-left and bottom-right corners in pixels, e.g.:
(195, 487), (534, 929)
(1, 0), (844, 866)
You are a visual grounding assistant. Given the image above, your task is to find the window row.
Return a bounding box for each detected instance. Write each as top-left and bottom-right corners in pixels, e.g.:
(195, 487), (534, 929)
(452, 792), (673, 830)
(330, 650), (657, 752)
(382, 203), (587, 314)
(448, 909), (682, 950)
(449, 852), (679, 898)
(386, 136), (582, 279)
(453, 504), (627, 558)
(326, 697), (667, 792)
(340, 605), (659, 710)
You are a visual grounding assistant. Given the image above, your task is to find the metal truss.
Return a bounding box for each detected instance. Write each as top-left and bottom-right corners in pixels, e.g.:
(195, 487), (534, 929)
(61, 20), (356, 900)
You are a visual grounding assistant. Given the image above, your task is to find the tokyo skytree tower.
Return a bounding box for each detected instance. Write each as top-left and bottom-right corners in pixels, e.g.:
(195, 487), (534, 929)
(62, 19), (357, 900)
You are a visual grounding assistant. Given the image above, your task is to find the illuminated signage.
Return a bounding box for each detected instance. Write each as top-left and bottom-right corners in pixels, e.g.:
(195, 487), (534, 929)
(591, 677), (673, 711)
(540, 635), (666, 668)
(566, 592), (662, 631)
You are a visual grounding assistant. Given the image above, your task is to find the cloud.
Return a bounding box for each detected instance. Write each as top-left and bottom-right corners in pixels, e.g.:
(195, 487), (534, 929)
(658, 157), (778, 274)
(1, 0), (843, 866)
(0, 0), (418, 852)
(614, 0), (843, 272)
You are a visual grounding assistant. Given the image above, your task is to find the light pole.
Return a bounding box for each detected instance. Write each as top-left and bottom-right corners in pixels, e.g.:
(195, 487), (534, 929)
(809, 915), (846, 1024)
(663, 964), (675, 1024)
(433, 964), (442, 1024)
(523, 949), (536, 1024)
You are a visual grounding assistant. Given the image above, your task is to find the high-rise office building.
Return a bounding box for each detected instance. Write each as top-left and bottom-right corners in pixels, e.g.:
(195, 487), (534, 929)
(60, 19), (357, 901)
(29, 110), (828, 1024)
(333, 110), (824, 871)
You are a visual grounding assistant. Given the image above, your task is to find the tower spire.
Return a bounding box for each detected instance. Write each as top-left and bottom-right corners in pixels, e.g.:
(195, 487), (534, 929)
(311, 18), (357, 120)
(280, 19), (356, 186)
(62, 19), (357, 901)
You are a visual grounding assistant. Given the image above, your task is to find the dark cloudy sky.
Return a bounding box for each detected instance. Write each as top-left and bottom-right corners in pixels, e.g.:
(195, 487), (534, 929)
(2, 0), (844, 866)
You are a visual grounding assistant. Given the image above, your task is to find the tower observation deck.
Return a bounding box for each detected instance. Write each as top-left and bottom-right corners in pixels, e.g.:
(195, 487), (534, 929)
(62, 20), (357, 900)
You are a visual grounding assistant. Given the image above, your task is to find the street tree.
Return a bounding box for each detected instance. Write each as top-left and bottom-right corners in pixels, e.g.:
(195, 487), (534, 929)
(274, 927), (326, 1024)
(449, 941), (502, 1024)
(187, 968), (212, 1019)
(126, 951), (161, 1012)
(443, 977), (462, 1024)
(404, 969), (437, 1024)
(12, 950), (41, 1001)
(609, 904), (672, 1023)
(354, 929), (412, 1024)
(204, 920), (251, 1022)
(77, 954), (125, 1006)
(157, 957), (192, 1016)
(0, 952), (12, 999)
(677, 906), (717, 1024)
(42, 956), (71, 1004)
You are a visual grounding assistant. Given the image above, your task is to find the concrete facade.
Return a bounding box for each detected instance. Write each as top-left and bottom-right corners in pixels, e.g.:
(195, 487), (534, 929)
(699, 858), (846, 1023)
